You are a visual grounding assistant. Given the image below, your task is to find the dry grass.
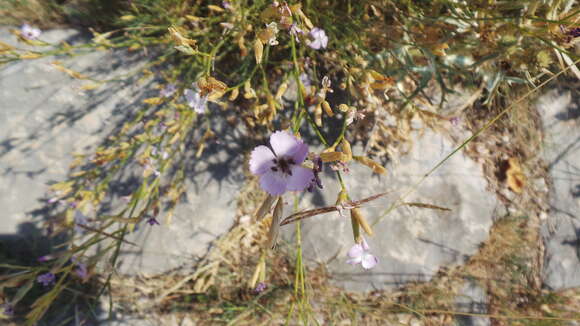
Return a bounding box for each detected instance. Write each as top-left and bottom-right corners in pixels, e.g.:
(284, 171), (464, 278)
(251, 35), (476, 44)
(100, 95), (580, 325)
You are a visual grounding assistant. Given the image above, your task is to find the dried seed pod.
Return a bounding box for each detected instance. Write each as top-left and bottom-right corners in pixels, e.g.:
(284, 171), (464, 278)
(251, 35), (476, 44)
(228, 88), (239, 101)
(267, 196), (284, 249)
(322, 100), (334, 117)
(254, 39), (263, 64)
(256, 194), (275, 220)
(351, 208), (374, 236)
(342, 139), (353, 161)
(275, 82), (288, 99)
(320, 151), (348, 163)
(338, 103), (350, 112)
(314, 103), (323, 126)
(354, 156), (387, 175)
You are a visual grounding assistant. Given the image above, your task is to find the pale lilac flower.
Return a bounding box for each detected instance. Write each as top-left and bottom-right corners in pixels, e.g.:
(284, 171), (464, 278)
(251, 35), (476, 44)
(20, 24), (41, 40)
(184, 88), (208, 114)
(299, 73), (311, 88)
(307, 27), (328, 50)
(289, 23), (305, 42)
(37, 272), (56, 287)
(347, 238), (378, 270)
(254, 282), (267, 294)
(449, 116), (460, 126)
(160, 84), (177, 98)
(151, 146), (169, 160)
(222, 1), (232, 10)
(249, 131), (314, 196)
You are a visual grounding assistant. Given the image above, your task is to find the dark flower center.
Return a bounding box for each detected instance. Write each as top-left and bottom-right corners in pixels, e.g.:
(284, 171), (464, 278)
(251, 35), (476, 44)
(271, 156), (295, 176)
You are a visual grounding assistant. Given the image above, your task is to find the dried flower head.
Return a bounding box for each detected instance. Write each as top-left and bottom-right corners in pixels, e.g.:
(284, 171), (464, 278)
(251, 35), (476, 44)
(249, 131), (314, 196)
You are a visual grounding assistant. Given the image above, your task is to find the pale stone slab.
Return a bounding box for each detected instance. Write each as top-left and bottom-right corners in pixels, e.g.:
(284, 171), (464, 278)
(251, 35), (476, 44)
(538, 87), (580, 290)
(282, 127), (497, 291)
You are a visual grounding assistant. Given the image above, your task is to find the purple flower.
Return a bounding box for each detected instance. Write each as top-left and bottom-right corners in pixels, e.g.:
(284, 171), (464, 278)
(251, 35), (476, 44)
(184, 87), (208, 114)
(20, 24), (41, 40)
(249, 131), (314, 196)
(160, 84), (177, 98)
(37, 255), (54, 262)
(75, 262), (89, 281)
(347, 239), (378, 270)
(299, 73), (312, 88)
(307, 155), (323, 192)
(37, 272), (56, 287)
(307, 27), (328, 50)
(146, 217), (160, 226)
(1, 303), (14, 317)
(449, 116), (460, 126)
(254, 282), (267, 294)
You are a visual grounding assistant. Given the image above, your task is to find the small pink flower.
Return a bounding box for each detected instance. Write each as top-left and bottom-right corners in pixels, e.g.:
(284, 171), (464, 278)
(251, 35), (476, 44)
(21, 24), (41, 40)
(347, 239), (378, 270)
(249, 131), (314, 196)
(307, 27), (328, 50)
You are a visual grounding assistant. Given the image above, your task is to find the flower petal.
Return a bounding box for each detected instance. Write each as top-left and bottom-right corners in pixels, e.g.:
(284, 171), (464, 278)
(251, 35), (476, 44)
(361, 238), (370, 251)
(249, 145), (276, 175)
(286, 165), (314, 191)
(269, 130), (308, 163)
(348, 244), (364, 258)
(184, 89), (207, 113)
(260, 170), (287, 196)
(361, 253), (378, 269)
